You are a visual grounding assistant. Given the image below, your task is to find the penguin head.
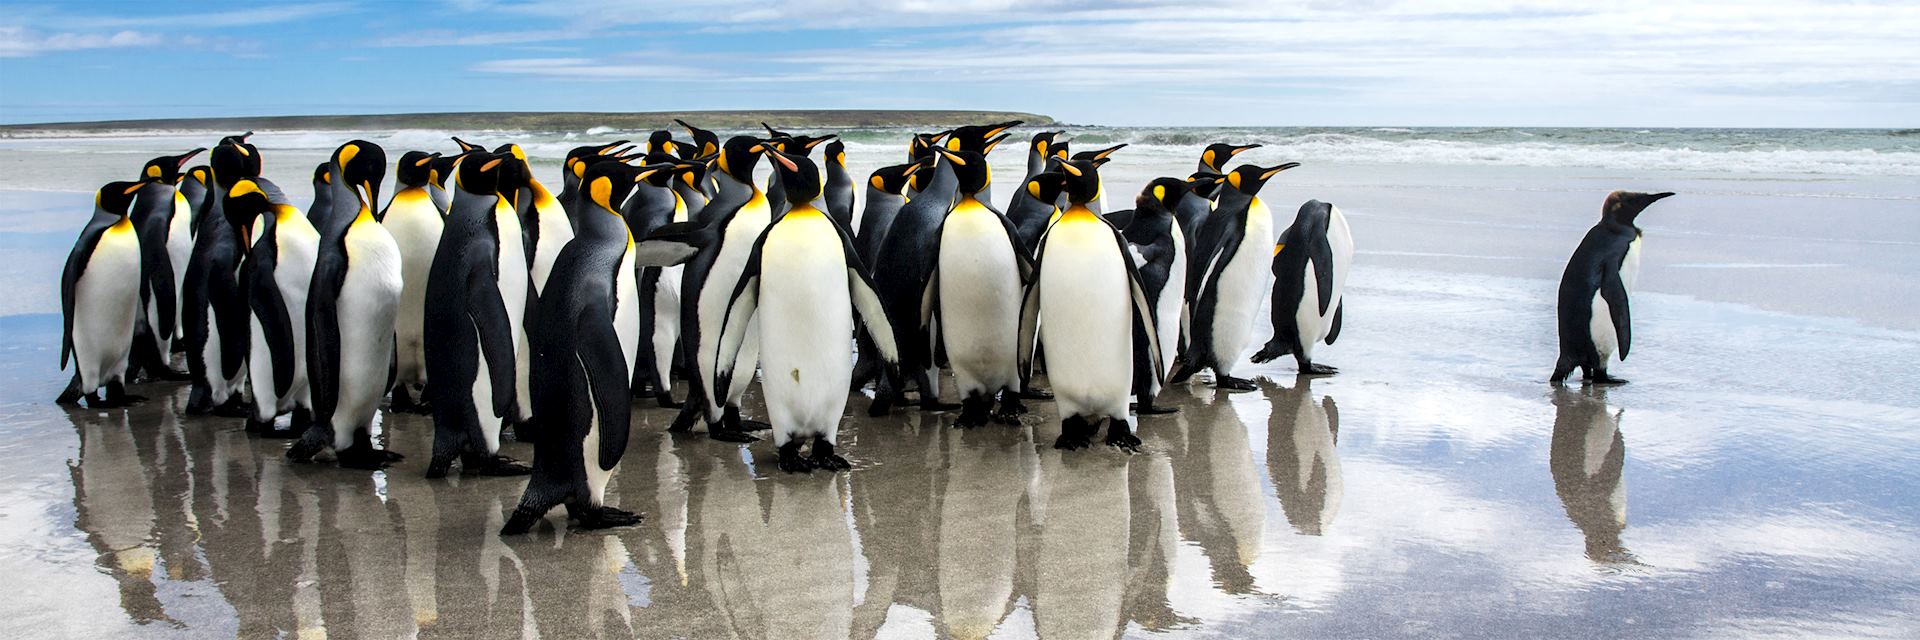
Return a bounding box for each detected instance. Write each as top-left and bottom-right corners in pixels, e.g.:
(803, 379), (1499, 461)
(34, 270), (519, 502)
(1138, 177), (1192, 214)
(582, 162), (668, 216)
(768, 133), (835, 158)
(1055, 159), (1102, 205)
(140, 148), (205, 184)
(946, 120), (1023, 154)
(824, 140), (847, 170)
(1602, 190), (1674, 226)
(714, 136), (768, 183)
(185, 165), (213, 189)
(647, 130), (678, 156)
(395, 151), (439, 188)
(675, 119), (721, 159)
(1222, 162), (1300, 197)
(331, 140), (388, 211)
(95, 180), (147, 216)
(222, 178), (276, 222)
(671, 159), (709, 192)
(454, 151), (509, 197)
(909, 130), (951, 164)
(1071, 143), (1126, 167)
(311, 162), (332, 189)
(210, 133), (262, 187)
(428, 153), (467, 190)
(1187, 171), (1227, 199)
(931, 134), (1007, 197)
(761, 122), (794, 140)
(868, 162), (922, 196)
(1028, 131), (1066, 159)
(1022, 172), (1069, 207)
(763, 145), (824, 205)
(1200, 143), (1261, 173)
(564, 140), (632, 186)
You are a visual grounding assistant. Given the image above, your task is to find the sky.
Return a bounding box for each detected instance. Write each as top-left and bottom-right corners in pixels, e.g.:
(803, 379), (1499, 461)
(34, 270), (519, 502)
(0, 0), (1915, 127)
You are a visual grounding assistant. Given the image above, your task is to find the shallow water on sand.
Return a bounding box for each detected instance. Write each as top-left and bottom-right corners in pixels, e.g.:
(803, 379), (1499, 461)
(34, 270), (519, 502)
(2, 130), (1918, 637)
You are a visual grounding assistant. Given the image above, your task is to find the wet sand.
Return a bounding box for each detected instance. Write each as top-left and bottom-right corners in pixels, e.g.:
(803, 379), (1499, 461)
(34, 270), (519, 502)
(2, 132), (1918, 637)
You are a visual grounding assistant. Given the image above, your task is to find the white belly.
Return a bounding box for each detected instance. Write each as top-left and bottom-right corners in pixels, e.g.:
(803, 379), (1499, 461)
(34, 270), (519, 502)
(651, 264), (683, 384)
(383, 197), (443, 385)
(615, 247), (641, 377)
(249, 223), (319, 416)
(697, 201), (771, 414)
(330, 224), (403, 446)
(937, 207), (1023, 395)
(530, 200), (573, 295)
(495, 204), (533, 421)
(1037, 218), (1132, 419)
(75, 229), (142, 389)
(1590, 293), (1617, 363)
(582, 370), (613, 505)
(1151, 228), (1188, 388)
(1210, 205), (1274, 374)
(166, 193), (194, 337)
(757, 214), (853, 444)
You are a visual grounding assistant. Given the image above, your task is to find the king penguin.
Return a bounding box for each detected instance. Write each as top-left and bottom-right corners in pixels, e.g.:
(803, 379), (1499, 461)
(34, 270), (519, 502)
(422, 151), (531, 478)
(659, 136), (775, 442)
(125, 148), (202, 382)
(1006, 171), (1069, 257)
(1176, 143), (1261, 242)
(181, 133), (261, 416)
(1118, 178), (1193, 413)
(227, 176), (318, 437)
(711, 146), (900, 473)
(1018, 157), (1163, 451)
(623, 158), (697, 409)
(823, 140), (856, 230)
(1551, 191), (1674, 385)
(1173, 162), (1299, 390)
(867, 138), (964, 415)
(1253, 200), (1354, 376)
(920, 142), (1033, 427)
(288, 141), (406, 469)
(381, 151), (445, 414)
(1068, 144), (1127, 216)
(847, 160), (922, 393)
(488, 145), (539, 430)
(509, 144), (576, 298)
(761, 131), (834, 217)
(558, 140), (633, 222)
(1023, 130), (1067, 184)
(56, 181), (150, 407)
(501, 161), (662, 533)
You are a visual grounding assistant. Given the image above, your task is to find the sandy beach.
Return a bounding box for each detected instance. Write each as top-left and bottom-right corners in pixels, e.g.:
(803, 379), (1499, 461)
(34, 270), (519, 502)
(1, 127), (1916, 638)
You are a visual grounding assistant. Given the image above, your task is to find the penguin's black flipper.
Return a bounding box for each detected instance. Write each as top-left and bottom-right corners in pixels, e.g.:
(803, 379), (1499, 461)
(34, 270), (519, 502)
(306, 235), (351, 423)
(467, 254), (521, 420)
(577, 305), (633, 472)
(633, 220), (713, 267)
(1601, 270), (1631, 360)
(1312, 243), (1336, 316)
(1112, 228), (1166, 386)
(1325, 302), (1344, 346)
(826, 215), (901, 369)
(1017, 256), (1044, 381)
(212, 254), (253, 381)
(247, 252), (297, 397)
(1104, 208), (1136, 232)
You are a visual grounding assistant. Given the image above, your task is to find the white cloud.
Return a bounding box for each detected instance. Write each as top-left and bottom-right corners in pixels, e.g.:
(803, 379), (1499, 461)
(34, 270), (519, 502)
(469, 57), (705, 79)
(0, 26), (166, 58)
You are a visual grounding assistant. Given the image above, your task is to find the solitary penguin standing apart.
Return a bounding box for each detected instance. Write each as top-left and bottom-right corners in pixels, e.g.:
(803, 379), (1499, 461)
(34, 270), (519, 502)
(422, 152), (532, 478)
(381, 151), (445, 414)
(229, 177), (319, 438)
(56, 181), (150, 407)
(1552, 191), (1674, 385)
(502, 161), (662, 533)
(1173, 162), (1300, 391)
(712, 147), (900, 473)
(1253, 200), (1354, 375)
(288, 141), (406, 469)
(1019, 158), (1163, 451)
(921, 142), (1031, 427)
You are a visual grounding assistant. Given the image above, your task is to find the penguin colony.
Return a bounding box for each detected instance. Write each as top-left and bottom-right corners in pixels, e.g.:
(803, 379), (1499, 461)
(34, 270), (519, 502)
(55, 123), (1674, 535)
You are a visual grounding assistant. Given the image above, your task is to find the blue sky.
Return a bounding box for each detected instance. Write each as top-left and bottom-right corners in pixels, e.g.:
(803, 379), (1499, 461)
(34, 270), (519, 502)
(1, 0), (1914, 127)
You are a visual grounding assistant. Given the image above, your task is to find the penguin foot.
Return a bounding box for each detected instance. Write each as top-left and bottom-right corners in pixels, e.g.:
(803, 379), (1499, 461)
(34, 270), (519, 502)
(1298, 362), (1339, 376)
(1213, 375), (1259, 392)
(955, 397), (993, 428)
(654, 391), (682, 409)
(1589, 374), (1630, 386)
(1167, 360), (1199, 385)
(668, 404), (702, 433)
(1104, 426), (1143, 454)
(707, 427), (760, 443)
(424, 457), (453, 479)
(336, 445), (404, 470)
(93, 393), (146, 408)
(499, 506), (548, 535)
(210, 398), (250, 418)
(724, 406), (772, 432)
(992, 396), (1027, 424)
(285, 438), (326, 463)
(1053, 433), (1093, 451)
(55, 389), (84, 406)
(474, 455), (533, 476)
(866, 393), (894, 417)
(777, 442), (813, 474)
(809, 441), (851, 472)
(185, 385), (212, 414)
(1251, 341), (1292, 364)
(919, 399), (962, 412)
(739, 419), (772, 432)
(575, 506), (642, 530)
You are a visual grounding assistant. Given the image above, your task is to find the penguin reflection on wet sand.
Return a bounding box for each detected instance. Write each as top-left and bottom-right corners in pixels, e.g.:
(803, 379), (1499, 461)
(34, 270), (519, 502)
(712, 146), (901, 473)
(57, 181), (150, 407)
(1552, 190), (1674, 385)
(1172, 161), (1300, 391)
(502, 161), (664, 533)
(287, 140), (406, 469)
(1550, 387), (1638, 564)
(1252, 199), (1353, 376)
(1021, 157), (1164, 452)
(1267, 375), (1342, 536)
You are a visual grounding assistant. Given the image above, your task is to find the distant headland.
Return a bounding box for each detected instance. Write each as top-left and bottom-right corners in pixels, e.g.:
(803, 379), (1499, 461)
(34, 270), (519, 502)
(0, 110), (1056, 135)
